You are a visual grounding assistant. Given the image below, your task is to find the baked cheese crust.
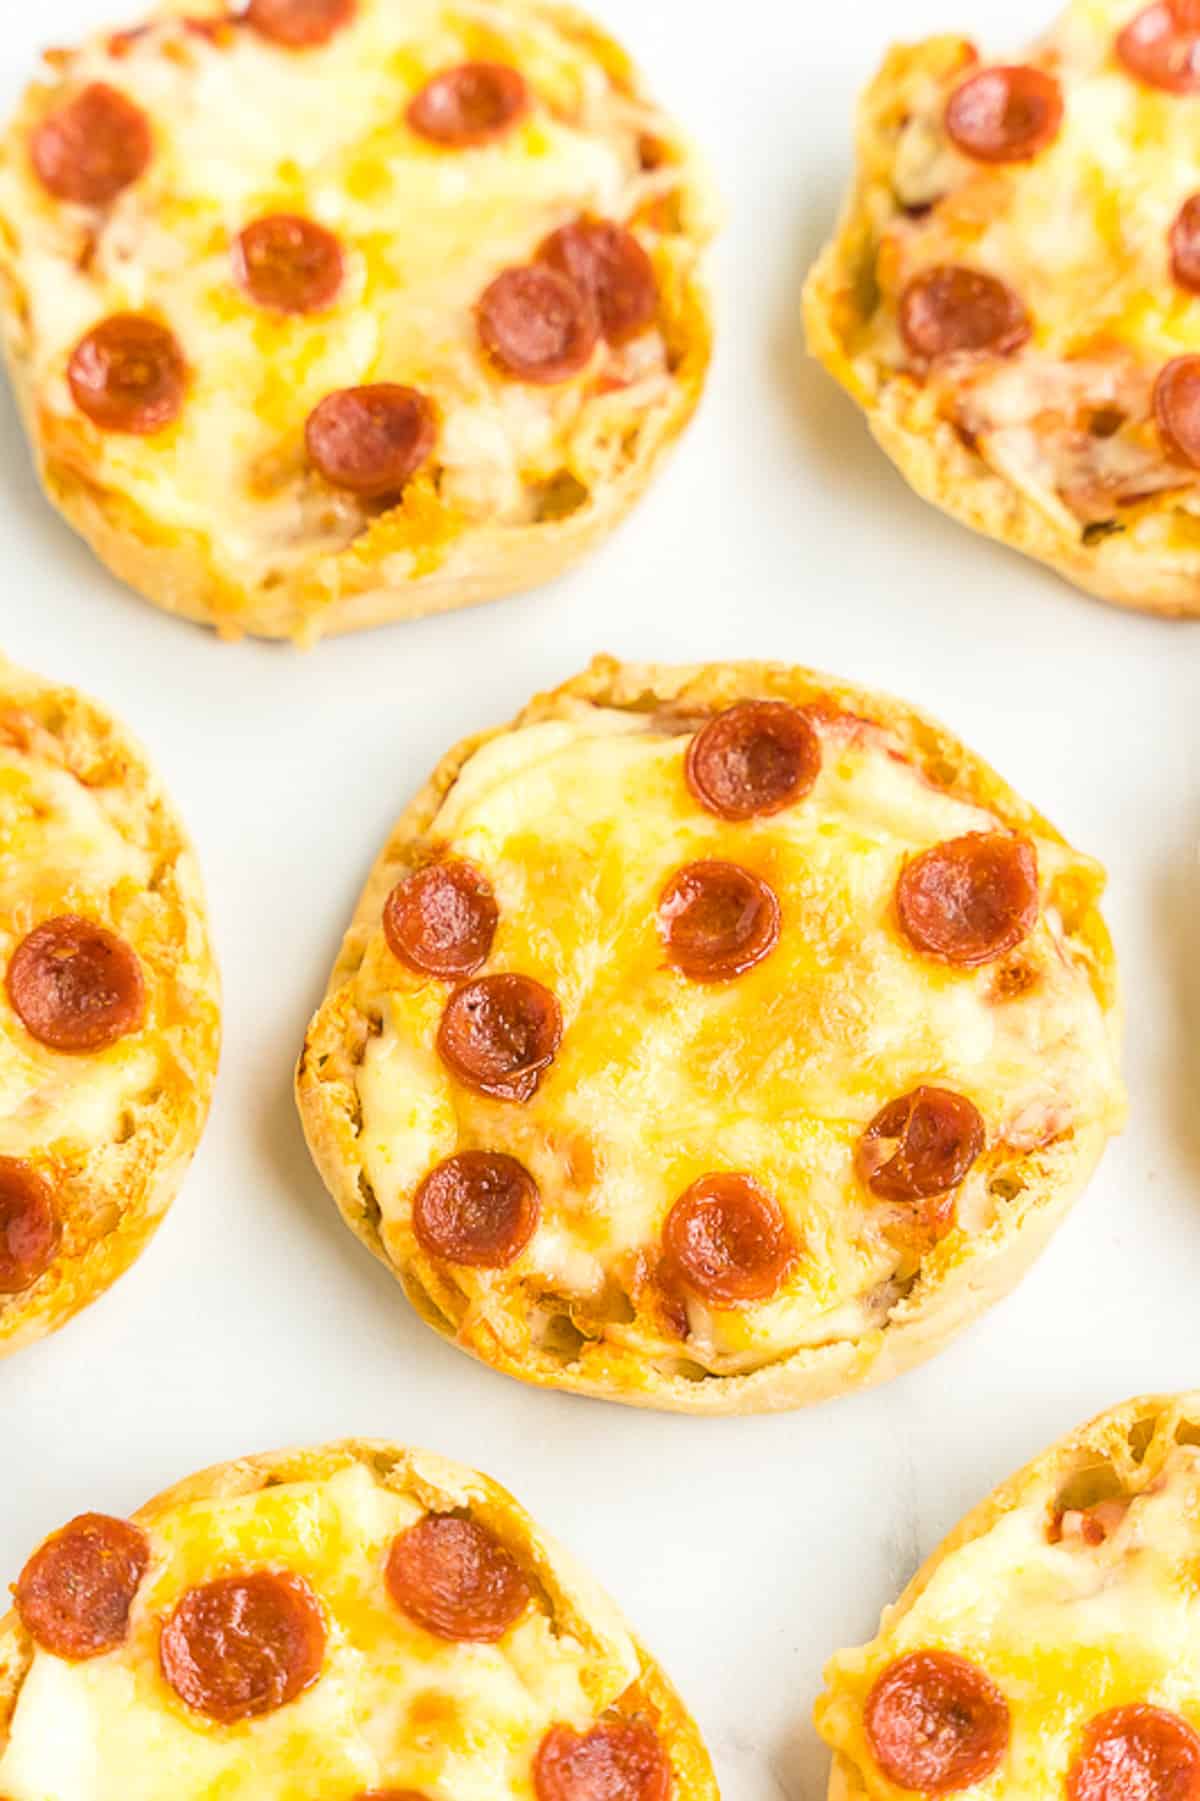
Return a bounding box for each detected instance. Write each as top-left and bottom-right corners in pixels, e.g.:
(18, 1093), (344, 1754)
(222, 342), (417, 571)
(0, 654), (219, 1357)
(296, 657), (1124, 1415)
(0, 0), (715, 644)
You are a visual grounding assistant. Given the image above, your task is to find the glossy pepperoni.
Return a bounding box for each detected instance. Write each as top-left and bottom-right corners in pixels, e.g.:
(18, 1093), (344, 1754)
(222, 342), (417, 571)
(407, 62), (529, 146)
(945, 66), (1063, 163)
(7, 916), (146, 1053)
(1156, 356), (1200, 466)
(437, 974), (562, 1102)
(412, 1152), (539, 1268)
(245, 0), (355, 47)
(233, 214), (343, 314)
(386, 1515), (529, 1643)
(0, 1159), (60, 1295)
(1068, 1706), (1200, 1801)
(897, 832), (1039, 966)
(306, 385), (435, 499)
(899, 266), (1031, 360)
(160, 1572), (326, 1722)
(859, 1087), (986, 1203)
(534, 1721), (673, 1801)
(477, 266), (598, 384)
(383, 862), (498, 980)
(1117, 2), (1200, 92)
(1170, 195), (1200, 292)
(539, 221), (658, 346)
(15, 1513), (149, 1660)
(67, 315), (186, 435)
(658, 861), (781, 983)
(685, 701), (821, 821)
(663, 1174), (796, 1306)
(866, 1652), (1011, 1793)
(31, 84), (152, 206)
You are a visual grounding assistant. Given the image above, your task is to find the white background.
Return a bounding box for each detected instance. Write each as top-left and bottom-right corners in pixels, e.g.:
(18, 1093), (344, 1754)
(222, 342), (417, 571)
(0, 2), (1196, 1797)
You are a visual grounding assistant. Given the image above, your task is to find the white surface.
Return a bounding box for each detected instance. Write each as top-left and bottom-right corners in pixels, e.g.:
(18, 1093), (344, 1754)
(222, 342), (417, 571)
(0, 2), (1195, 1798)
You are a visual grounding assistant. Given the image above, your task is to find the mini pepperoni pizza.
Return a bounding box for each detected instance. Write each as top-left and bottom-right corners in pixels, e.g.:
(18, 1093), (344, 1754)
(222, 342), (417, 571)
(0, 1), (715, 644)
(295, 657), (1124, 1414)
(818, 1392), (1200, 1800)
(0, 655), (219, 1358)
(0, 1441), (717, 1801)
(805, 0), (1200, 618)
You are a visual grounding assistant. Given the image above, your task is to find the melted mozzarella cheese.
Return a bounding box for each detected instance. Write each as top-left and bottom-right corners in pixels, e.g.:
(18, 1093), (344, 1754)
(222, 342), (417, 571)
(350, 707), (1123, 1376)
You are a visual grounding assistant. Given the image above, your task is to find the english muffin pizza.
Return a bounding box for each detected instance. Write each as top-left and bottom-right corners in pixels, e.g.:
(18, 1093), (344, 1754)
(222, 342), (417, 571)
(0, 655), (219, 1358)
(817, 1393), (1200, 1800)
(0, 0), (715, 645)
(296, 656), (1124, 1415)
(0, 1440), (716, 1801)
(805, 0), (1200, 618)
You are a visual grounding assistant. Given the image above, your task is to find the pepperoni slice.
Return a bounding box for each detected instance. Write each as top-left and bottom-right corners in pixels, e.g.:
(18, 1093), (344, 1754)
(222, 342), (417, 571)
(1156, 357), (1200, 466)
(412, 1152), (539, 1267)
(437, 974), (562, 1102)
(67, 316), (186, 435)
(663, 1174), (796, 1306)
(534, 1721), (673, 1801)
(15, 1513), (149, 1660)
(305, 384), (435, 499)
(685, 702), (821, 821)
(944, 66), (1064, 163)
(477, 266), (598, 385)
(0, 1159), (60, 1295)
(1117, 2), (1200, 92)
(1068, 1706), (1200, 1801)
(7, 916), (146, 1053)
(233, 214), (343, 314)
(538, 221), (658, 346)
(245, 0), (355, 48)
(383, 862), (498, 980)
(407, 63), (529, 147)
(1170, 195), (1200, 291)
(899, 267), (1032, 360)
(859, 1087), (985, 1203)
(658, 861), (781, 983)
(865, 1652), (1011, 1794)
(897, 832), (1039, 967)
(386, 1515), (530, 1643)
(31, 84), (152, 207)
(160, 1571), (326, 1722)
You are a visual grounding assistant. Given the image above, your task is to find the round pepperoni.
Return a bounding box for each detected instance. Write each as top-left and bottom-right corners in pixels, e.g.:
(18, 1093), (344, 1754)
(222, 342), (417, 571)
(386, 1515), (529, 1643)
(1170, 195), (1200, 292)
(897, 832), (1039, 967)
(437, 974), (563, 1102)
(245, 0), (355, 48)
(67, 315), (186, 435)
(160, 1572), (326, 1722)
(15, 1513), (149, 1660)
(859, 1087), (986, 1203)
(1068, 1706), (1200, 1801)
(658, 861), (781, 983)
(383, 862), (498, 980)
(685, 701), (821, 821)
(407, 62), (529, 147)
(534, 1721), (673, 1801)
(477, 266), (598, 384)
(945, 66), (1064, 163)
(1156, 356), (1200, 466)
(412, 1152), (539, 1268)
(233, 214), (343, 314)
(663, 1174), (796, 1307)
(899, 267), (1032, 360)
(538, 221), (658, 346)
(7, 916), (146, 1053)
(1117, 2), (1200, 92)
(0, 1159), (60, 1295)
(306, 384), (435, 499)
(31, 84), (152, 207)
(866, 1652), (1011, 1794)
